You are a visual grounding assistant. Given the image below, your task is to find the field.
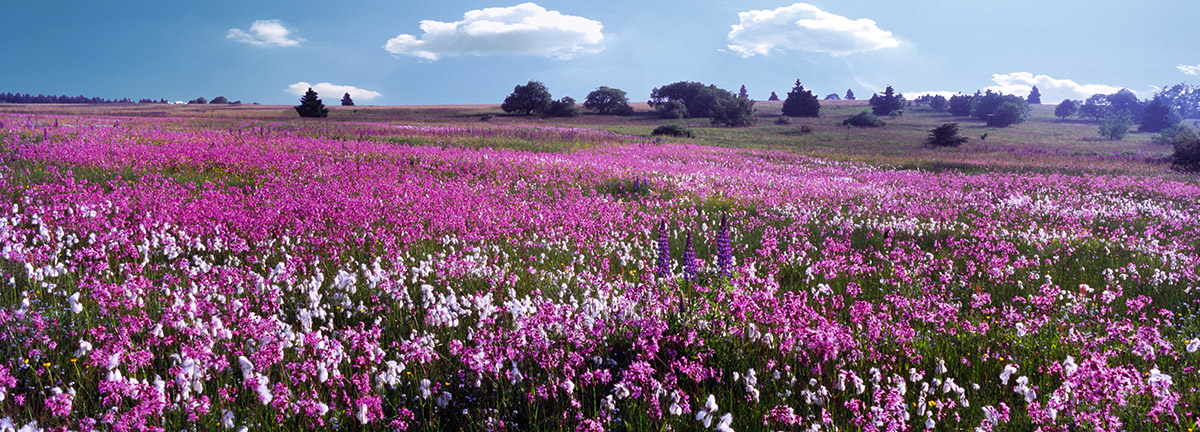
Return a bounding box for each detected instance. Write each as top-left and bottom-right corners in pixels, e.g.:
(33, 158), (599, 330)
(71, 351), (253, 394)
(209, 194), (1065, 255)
(0, 102), (1198, 432)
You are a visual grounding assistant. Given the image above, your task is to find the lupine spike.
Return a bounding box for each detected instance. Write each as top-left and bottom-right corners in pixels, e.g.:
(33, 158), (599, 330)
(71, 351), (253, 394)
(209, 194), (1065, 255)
(717, 213), (732, 279)
(683, 230), (697, 281)
(655, 220), (671, 278)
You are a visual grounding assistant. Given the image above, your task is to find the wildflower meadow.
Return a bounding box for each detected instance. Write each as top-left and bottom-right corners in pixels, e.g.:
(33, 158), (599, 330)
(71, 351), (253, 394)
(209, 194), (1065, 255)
(0, 113), (1198, 431)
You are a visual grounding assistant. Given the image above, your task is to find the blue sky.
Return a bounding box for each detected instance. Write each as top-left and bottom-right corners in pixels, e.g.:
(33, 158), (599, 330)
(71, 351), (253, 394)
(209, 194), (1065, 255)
(3, 0), (1198, 105)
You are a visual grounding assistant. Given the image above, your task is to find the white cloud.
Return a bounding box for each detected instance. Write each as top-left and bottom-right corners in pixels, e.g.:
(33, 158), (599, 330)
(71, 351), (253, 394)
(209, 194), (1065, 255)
(727, 3), (900, 57)
(986, 72), (1126, 103)
(1178, 64), (1200, 76)
(383, 3), (603, 61)
(228, 20), (303, 47)
(285, 82), (382, 102)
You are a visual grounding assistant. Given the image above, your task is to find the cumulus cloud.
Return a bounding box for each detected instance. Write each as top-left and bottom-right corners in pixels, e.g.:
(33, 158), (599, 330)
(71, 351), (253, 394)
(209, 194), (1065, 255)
(986, 72), (1126, 102)
(227, 20), (303, 47)
(383, 3), (603, 61)
(727, 3), (899, 57)
(1178, 64), (1200, 76)
(285, 82), (382, 102)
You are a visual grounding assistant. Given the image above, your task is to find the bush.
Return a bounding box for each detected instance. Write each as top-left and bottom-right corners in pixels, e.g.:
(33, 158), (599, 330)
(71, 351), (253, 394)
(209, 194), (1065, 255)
(656, 100), (688, 119)
(188, 97), (208, 105)
(1172, 126), (1200, 167)
(1153, 123), (1190, 146)
(651, 124), (694, 138)
(1099, 110), (1133, 140)
(545, 96), (580, 117)
(210, 96), (229, 104)
(990, 102), (1026, 127)
(1140, 95), (1179, 133)
(929, 95), (948, 111)
(774, 115), (792, 125)
(1055, 99), (1078, 119)
(925, 123), (970, 147)
(947, 94), (973, 116)
(843, 111), (885, 127)
(501, 81), (552, 115)
(709, 96), (757, 127)
(972, 91), (1029, 126)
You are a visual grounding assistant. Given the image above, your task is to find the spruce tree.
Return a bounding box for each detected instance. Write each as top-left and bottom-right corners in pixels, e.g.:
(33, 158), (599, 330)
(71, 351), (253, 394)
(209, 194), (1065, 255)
(341, 93), (355, 106)
(295, 88), (329, 118)
(781, 80), (820, 117)
(1027, 86), (1042, 104)
(768, 91), (780, 101)
(739, 85), (749, 99)
(845, 89), (856, 100)
(869, 85), (905, 116)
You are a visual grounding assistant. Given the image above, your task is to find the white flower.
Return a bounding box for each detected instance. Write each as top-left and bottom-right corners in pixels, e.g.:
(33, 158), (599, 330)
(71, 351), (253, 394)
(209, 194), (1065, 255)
(982, 405), (1000, 426)
(705, 394), (718, 413)
(613, 382), (630, 399)
(221, 409), (235, 428)
(419, 379), (432, 399)
(1000, 364), (1017, 385)
(237, 356), (254, 380)
(356, 403), (369, 424)
(1187, 338), (1200, 353)
(715, 412), (734, 432)
(925, 417), (935, 429)
(561, 380), (575, 395)
(68, 292), (82, 314)
(696, 394), (719, 428)
(935, 358), (947, 375)
(437, 391), (452, 408)
(75, 341), (93, 358)
(1063, 356), (1078, 376)
(1015, 322), (1027, 337)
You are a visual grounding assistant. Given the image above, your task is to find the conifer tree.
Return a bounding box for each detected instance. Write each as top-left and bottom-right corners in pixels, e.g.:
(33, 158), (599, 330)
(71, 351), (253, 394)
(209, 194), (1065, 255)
(1027, 86), (1042, 104)
(739, 85), (749, 99)
(768, 91), (780, 101)
(341, 93), (355, 106)
(295, 87), (329, 118)
(781, 80), (820, 117)
(869, 85), (905, 116)
(845, 89), (856, 100)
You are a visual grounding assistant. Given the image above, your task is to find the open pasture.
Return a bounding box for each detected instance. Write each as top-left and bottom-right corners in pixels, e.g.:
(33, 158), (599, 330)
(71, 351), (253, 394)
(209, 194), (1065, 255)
(0, 110), (1197, 431)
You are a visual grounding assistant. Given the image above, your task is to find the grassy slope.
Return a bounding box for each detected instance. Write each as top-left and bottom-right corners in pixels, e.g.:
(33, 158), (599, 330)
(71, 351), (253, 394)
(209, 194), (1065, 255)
(0, 100), (1191, 178)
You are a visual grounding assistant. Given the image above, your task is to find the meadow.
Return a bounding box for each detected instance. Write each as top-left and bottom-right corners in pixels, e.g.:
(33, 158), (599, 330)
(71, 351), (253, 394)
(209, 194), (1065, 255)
(0, 102), (1197, 432)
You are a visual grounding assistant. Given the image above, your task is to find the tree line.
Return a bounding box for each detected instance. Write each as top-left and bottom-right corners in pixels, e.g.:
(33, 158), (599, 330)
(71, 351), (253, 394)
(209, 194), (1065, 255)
(0, 92), (167, 104)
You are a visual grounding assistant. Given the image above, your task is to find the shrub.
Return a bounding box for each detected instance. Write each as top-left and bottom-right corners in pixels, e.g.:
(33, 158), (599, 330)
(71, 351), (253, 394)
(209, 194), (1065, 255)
(479, 114), (494, 122)
(1055, 99), (1078, 119)
(947, 94), (974, 116)
(824, 93), (841, 101)
(925, 123), (970, 147)
(709, 96), (757, 127)
(651, 124), (694, 138)
(1172, 126), (1200, 167)
(1140, 95), (1179, 133)
(990, 102), (1026, 127)
(774, 115), (792, 125)
(210, 96), (229, 104)
(972, 91), (1029, 126)
(656, 100), (688, 119)
(929, 95), (948, 111)
(1099, 110), (1133, 140)
(843, 111), (885, 127)
(188, 97), (208, 105)
(502, 81), (552, 115)
(1153, 123), (1190, 146)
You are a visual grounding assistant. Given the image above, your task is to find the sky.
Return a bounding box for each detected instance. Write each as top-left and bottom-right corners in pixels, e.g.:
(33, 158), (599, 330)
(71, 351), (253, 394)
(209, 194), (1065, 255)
(2, 0), (1199, 106)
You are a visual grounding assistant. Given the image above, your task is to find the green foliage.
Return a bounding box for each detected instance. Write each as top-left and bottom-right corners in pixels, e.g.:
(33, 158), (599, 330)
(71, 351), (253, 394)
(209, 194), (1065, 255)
(844, 89), (856, 100)
(656, 100), (688, 119)
(971, 90), (1029, 126)
(583, 86), (633, 115)
(649, 81), (730, 119)
(502, 81), (552, 115)
(929, 95), (948, 111)
(1171, 126), (1200, 167)
(824, 93), (841, 101)
(990, 101), (1027, 127)
(1078, 94), (1110, 121)
(781, 80), (820, 117)
(925, 123), (970, 147)
(774, 115), (792, 125)
(843, 110), (885, 127)
(709, 95), (757, 127)
(1140, 95), (1179, 132)
(869, 85), (905, 116)
(209, 96), (229, 104)
(1153, 123), (1191, 146)
(1027, 86), (1042, 104)
(1099, 109), (1133, 140)
(1055, 99), (1078, 119)
(188, 97), (208, 105)
(1157, 82), (1200, 119)
(651, 124), (694, 138)
(738, 84), (749, 99)
(768, 91), (780, 101)
(947, 94), (974, 116)
(545, 96), (580, 117)
(341, 93), (355, 107)
(1106, 89), (1144, 120)
(294, 88), (328, 118)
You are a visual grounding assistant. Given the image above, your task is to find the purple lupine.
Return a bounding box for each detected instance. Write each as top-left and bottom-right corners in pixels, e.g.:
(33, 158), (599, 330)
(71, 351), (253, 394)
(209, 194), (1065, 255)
(683, 230), (697, 281)
(655, 220), (670, 278)
(717, 213), (732, 279)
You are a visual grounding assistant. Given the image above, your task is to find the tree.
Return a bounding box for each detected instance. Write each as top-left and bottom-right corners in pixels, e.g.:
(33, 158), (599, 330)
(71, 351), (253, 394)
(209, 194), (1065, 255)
(739, 85), (749, 99)
(825, 93), (841, 101)
(1027, 86), (1042, 104)
(929, 95), (948, 111)
(657, 100), (688, 119)
(869, 85), (905, 116)
(709, 94), (757, 127)
(1078, 94), (1110, 121)
(947, 94), (974, 116)
(188, 97), (207, 104)
(341, 93), (355, 106)
(845, 89), (856, 100)
(1171, 126), (1200, 168)
(925, 123), (970, 147)
(781, 80), (820, 117)
(210, 96), (228, 104)
(294, 87), (329, 118)
(1054, 99), (1078, 119)
(970, 90), (1029, 126)
(545, 96), (580, 117)
(1140, 95), (1179, 133)
(1098, 110), (1132, 140)
(768, 91), (780, 101)
(502, 81), (553, 115)
(649, 81), (733, 119)
(991, 102), (1026, 127)
(583, 87), (633, 115)
(1106, 89), (1144, 121)
(1157, 83), (1200, 119)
